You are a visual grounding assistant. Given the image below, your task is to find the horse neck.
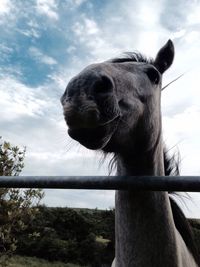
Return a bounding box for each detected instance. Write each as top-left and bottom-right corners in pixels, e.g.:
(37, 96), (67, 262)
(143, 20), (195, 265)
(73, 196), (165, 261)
(115, 129), (180, 267)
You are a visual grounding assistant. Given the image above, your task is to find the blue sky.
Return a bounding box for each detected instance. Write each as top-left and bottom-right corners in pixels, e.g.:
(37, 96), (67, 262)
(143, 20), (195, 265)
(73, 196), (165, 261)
(0, 0), (94, 86)
(1, 0), (200, 217)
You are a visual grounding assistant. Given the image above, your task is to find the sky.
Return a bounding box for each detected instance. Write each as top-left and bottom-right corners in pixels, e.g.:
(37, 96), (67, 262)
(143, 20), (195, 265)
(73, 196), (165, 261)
(0, 0), (200, 217)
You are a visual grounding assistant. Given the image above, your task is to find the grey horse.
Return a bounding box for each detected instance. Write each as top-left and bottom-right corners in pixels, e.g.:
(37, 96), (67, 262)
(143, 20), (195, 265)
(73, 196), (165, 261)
(61, 40), (199, 267)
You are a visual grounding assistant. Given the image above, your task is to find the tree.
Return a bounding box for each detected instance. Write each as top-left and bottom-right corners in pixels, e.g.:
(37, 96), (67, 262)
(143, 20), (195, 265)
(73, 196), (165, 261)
(0, 137), (44, 263)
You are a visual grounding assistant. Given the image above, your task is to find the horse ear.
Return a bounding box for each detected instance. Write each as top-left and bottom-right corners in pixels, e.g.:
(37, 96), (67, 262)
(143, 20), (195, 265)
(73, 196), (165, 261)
(154, 40), (175, 74)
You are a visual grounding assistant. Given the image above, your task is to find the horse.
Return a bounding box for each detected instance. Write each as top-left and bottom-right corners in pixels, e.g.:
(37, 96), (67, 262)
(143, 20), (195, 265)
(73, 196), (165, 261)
(61, 40), (199, 267)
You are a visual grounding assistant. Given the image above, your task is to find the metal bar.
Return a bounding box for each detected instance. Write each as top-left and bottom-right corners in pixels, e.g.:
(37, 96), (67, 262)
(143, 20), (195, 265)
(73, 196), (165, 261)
(0, 176), (200, 191)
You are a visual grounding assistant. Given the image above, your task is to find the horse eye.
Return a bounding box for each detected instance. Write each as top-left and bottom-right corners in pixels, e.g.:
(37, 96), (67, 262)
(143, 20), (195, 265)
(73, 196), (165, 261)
(145, 67), (160, 85)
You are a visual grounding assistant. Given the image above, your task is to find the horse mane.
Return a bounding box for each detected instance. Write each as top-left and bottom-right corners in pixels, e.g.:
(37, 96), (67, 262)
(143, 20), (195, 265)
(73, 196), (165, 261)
(109, 51), (154, 65)
(163, 148), (180, 176)
(170, 198), (200, 265)
(164, 150), (200, 265)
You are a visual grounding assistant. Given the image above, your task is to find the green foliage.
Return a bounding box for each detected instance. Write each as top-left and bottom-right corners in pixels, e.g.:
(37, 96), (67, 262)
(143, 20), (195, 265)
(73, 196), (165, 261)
(0, 138), (25, 176)
(0, 137), (44, 265)
(3, 206), (200, 267)
(5, 255), (83, 267)
(15, 207), (115, 266)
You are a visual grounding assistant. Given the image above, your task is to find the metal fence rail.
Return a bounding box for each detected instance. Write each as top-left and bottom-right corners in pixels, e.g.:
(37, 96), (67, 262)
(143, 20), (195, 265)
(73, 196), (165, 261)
(0, 176), (200, 191)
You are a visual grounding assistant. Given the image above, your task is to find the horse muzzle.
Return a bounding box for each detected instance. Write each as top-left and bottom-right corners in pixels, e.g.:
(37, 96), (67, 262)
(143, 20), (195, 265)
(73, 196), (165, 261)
(63, 102), (101, 129)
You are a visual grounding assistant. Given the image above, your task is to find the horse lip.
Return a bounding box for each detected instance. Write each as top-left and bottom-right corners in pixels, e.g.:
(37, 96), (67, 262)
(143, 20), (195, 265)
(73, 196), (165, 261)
(68, 114), (120, 150)
(100, 114), (121, 126)
(67, 114), (121, 131)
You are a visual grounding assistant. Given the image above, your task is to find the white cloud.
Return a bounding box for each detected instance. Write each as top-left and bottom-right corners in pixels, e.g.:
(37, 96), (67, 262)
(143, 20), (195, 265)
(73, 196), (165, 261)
(63, 0), (87, 9)
(0, 77), (50, 120)
(0, 0), (11, 15)
(29, 47), (57, 65)
(0, 43), (13, 61)
(187, 4), (200, 25)
(70, 1), (168, 61)
(0, 0), (13, 25)
(0, 43), (13, 53)
(36, 0), (58, 20)
(72, 17), (99, 36)
(136, 1), (161, 26)
(73, 0), (86, 6)
(42, 189), (114, 209)
(66, 45), (76, 54)
(72, 16), (120, 61)
(184, 30), (200, 44)
(18, 28), (40, 38)
(84, 18), (99, 34)
(163, 105), (200, 176)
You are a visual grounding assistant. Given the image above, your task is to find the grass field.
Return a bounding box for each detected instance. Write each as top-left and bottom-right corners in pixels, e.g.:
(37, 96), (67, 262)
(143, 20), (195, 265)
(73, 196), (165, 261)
(3, 255), (83, 267)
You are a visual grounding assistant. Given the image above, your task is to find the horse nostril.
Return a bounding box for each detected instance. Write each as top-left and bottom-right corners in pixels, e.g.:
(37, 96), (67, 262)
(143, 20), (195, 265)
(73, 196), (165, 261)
(93, 75), (113, 96)
(87, 109), (100, 123)
(61, 95), (71, 105)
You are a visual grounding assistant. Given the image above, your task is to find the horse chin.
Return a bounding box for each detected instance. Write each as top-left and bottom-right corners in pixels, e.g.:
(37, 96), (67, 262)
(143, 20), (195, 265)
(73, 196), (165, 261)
(69, 129), (112, 150)
(68, 117), (120, 150)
